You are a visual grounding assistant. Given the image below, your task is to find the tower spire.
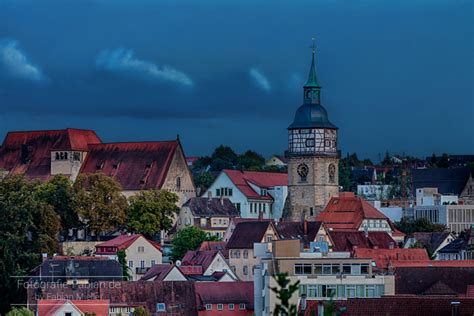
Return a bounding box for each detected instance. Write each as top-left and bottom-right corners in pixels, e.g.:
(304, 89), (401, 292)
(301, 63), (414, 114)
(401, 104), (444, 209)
(303, 37), (321, 104)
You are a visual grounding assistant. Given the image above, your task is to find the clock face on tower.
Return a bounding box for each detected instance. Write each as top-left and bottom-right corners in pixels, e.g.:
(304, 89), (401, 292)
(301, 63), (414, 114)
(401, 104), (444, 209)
(297, 163), (309, 182)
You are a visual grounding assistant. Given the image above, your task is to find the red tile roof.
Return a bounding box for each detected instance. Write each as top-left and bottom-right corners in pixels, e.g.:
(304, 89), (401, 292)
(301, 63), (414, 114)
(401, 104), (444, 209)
(0, 128), (101, 180)
(182, 250), (220, 272)
(37, 299), (109, 316)
(194, 282), (254, 308)
(316, 192), (390, 230)
(329, 231), (397, 252)
(223, 169), (287, 200)
(79, 141), (179, 190)
(226, 221), (277, 249)
(198, 241), (229, 258)
(353, 248), (429, 270)
(95, 234), (161, 254)
(303, 297), (474, 316)
(392, 260), (474, 268)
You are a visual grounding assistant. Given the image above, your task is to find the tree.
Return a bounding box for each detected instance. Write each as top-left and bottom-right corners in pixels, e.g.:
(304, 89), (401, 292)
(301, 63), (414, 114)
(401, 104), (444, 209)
(132, 307), (150, 316)
(36, 175), (78, 239)
(238, 150), (265, 170)
(271, 273), (300, 316)
(0, 175), (60, 313)
(338, 158), (351, 192)
(73, 173), (128, 239)
(6, 307), (34, 316)
(117, 249), (131, 280)
(127, 190), (178, 237)
(395, 217), (446, 235)
(170, 227), (218, 262)
(193, 171), (216, 193)
(438, 153), (450, 168)
(210, 145), (238, 171)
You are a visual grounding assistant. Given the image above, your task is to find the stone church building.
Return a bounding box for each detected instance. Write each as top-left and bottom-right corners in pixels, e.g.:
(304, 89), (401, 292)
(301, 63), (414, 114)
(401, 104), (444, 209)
(284, 46), (340, 221)
(0, 128), (195, 206)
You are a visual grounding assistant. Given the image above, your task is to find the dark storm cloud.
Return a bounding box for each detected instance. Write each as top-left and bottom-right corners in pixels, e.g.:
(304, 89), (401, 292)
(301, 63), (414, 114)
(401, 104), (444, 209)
(0, 0), (473, 158)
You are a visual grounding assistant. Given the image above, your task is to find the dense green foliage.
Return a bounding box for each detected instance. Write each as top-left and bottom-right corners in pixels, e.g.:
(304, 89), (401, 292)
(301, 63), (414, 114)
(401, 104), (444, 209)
(132, 306), (150, 316)
(117, 249), (131, 280)
(73, 173), (128, 238)
(127, 190), (179, 237)
(271, 273), (300, 316)
(6, 307), (34, 316)
(395, 217), (447, 235)
(169, 227), (218, 262)
(0, 175), (61, 313)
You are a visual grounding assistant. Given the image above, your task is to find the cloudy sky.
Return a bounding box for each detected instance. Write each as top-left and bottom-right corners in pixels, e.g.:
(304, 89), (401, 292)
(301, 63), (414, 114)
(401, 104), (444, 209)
(0, 0), (472, 160)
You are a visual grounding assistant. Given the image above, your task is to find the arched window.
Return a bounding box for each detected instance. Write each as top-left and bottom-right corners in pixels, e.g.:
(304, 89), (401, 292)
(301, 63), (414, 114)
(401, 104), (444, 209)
(328, 164), (336, 184)
(243, 250), (248, 259)
(243, 265), (248, 275)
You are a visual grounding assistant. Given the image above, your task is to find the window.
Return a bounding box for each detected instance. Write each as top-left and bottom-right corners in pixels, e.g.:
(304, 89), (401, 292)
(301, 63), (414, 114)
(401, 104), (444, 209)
(236, 250), (240, 258)
(243, 266), (248, 275)
(73, 152), (81, 161)
(342, 264), (351, 274)
(216, 189), (221, 197)
(322, 264), (332, 275)
(307, 285), (318, 298)
(228, 303), (234, 310)
(176, 177), (181, 190)
(297, 163), (309, 182)
(366, 285), (375, 298)
(318, 235), (325, 242)
(243, 250), (248, 259)
(156, 303), (166, 312)
(239, 303), (246, 310)
(294, 264), (312, 275)
(361, 264), (369, 275)
(138, 246), (144, 252)
(306, 139), (315, 147)
(229, 188), (233, 196)
(205, 304), (212, 310)
(217, 304), (223, 311)
(261, 189), (267, 196)
(151, 260), (155, 266)
(236, 203), (241, 211)
(65, 313), (72, 316)
(314, 264), (323, 275)
(328, 164), (336, 183)
(351, 264), (361, 275)
(346, 285), (356, 298)
(140, 260), (145, 268)
(128, 261), (133, 268)
(266, 235), (273, 242)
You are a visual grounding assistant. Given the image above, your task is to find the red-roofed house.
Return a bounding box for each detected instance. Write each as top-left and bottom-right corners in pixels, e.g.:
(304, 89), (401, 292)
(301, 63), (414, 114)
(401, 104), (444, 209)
(0, 128), (101, 181)
(0, 129), (196, 207)
(37, 299), (109, 316)
(203, 169), (288, 220)
(181, 250), (237, 281)
(95, 234), (162, 280)
(353, 248), (430, 272)
(316, 192), (405, 242)
(194, 282), (254, 315)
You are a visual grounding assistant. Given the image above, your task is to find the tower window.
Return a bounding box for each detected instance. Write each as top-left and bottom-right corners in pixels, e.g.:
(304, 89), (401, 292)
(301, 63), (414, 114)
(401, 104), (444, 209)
(176, 177), (181, 190)
(328, 164), (336, 184)
(297, 163), (309, 182)
(306, 139), (315, 147)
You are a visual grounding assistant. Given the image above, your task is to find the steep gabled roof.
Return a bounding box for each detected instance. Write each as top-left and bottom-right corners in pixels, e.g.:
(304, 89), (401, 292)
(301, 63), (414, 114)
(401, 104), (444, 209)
(0, 128), (101, 180)
(183, 197), (239, 217)
(223, 169), (287, 200)
(412, 232), (452, 254)
(141, 264), (183, 281)
(194, 282), (254, 308)
(95, 234), (161, 253)
(79, 141), (179, 190)
(182, 250), (221, 272)
(329, 231), (397, 252)
(276, 221), (324, 248)
(37, 299), (109, 316)
(316, 192), (389, 230)
(226, 221), (276, 249)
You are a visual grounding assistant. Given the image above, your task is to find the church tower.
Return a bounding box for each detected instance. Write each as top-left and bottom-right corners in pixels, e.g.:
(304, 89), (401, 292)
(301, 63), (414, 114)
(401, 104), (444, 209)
(284, 42), (340, 221)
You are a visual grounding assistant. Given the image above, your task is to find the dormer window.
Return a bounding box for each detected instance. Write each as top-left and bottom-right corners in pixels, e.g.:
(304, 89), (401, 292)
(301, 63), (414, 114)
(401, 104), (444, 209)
(72, 152), (81, 161)
(260, 189), (267, 196)
(55, 151), (69, 161)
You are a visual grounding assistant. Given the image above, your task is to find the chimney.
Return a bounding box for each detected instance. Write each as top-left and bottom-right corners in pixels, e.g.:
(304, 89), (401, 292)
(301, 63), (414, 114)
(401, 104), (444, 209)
(208, 191), (212, 201)
(303, 219), (308, 236)
(451, 301), (460, 316)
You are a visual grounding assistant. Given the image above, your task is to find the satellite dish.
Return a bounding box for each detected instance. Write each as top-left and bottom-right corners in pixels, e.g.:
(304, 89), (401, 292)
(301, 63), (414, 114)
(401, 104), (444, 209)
(176, 260), (182, 267)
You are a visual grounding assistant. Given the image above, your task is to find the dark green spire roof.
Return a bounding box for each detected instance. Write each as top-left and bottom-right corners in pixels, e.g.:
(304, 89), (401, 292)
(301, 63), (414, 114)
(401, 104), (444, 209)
(304, 49), (320, 88)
